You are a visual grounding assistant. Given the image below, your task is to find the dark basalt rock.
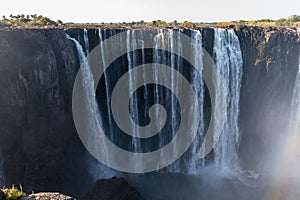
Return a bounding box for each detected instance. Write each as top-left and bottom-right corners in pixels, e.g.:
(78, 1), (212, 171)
(82, 177), (145, 200)
(0, 190), (5, 200)
(0, 29), (91, 196)
(236, 27), (300, 172)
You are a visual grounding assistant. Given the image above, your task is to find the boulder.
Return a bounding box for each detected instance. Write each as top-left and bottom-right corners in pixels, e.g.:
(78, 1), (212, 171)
(82, 177), (144, 200)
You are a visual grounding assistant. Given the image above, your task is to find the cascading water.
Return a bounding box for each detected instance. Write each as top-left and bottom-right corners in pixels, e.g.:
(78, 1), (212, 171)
(212, 28), (243, 176)
(126, 30), (142, 153)
(188, 30), (205, 173)
(83, 28), (90, 55)
(288, 52), (300, 136)
(66, 34), (86, 63)
(150, 29), (205, 173)
(122, 29), (205, 173)
(70, 28), (243, 177)
(66, 32), (115, 179)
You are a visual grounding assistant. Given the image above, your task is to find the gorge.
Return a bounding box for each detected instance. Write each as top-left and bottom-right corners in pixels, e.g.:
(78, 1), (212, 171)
(0, 26), (299, 199)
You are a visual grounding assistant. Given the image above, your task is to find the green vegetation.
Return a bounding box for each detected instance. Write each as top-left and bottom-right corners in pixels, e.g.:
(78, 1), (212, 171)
(0, 14), (299, 29)
(0, 14), (62, 28)
(275, 15), (300, 26)
(216, 15), (300, 29)
(2, 185), (24, 200)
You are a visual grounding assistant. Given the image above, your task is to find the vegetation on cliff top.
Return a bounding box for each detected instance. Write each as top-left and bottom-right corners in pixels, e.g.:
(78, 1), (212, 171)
(0, 14), (299, 29)
(0, 14), (62, 28)
(216, 15), (300, 28)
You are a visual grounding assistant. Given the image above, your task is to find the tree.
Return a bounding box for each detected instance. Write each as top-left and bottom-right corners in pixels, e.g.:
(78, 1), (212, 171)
(289, 15), (300, 22)
(57, 20), (63, 25)
(30, 14), (37, 19)
(151, 20), (157, 25)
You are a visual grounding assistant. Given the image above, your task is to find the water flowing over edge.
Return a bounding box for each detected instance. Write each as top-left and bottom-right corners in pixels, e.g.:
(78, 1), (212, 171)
(213, 28), (243, 176)
(66, 32), (116, 179)
(67, 28), (244, 177)
(288, 45), (300, 136)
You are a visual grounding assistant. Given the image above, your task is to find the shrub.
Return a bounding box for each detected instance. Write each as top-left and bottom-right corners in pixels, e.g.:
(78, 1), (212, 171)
(0, 22), (9, 27)
(32, 15), (58, 26)
(180, 21), (196, 28)
(276, 18), (289, 26)
(258, 19), (273, 22)
(2, 185), (24, 200)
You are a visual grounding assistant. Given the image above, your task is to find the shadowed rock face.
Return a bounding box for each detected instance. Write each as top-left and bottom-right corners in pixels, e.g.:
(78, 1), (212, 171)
(0, 27), (299, 198)
(236, 27), (300, 173)
(0, 190), (4, 200)
(0, 29), (92, 196)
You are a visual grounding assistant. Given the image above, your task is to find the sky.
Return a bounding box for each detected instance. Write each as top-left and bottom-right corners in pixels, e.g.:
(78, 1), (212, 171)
(1, 0), (299, 23)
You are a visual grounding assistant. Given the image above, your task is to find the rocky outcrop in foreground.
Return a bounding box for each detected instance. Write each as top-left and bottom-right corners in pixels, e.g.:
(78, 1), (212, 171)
(82, 177), (145, 200)
(1, 177), (145, 200)
(20, 193), (75, 200)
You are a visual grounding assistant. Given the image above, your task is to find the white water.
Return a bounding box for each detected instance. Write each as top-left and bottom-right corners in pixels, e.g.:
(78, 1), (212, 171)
(188, 30), (205, 172)
(152, 29), (205, 173)
(213, 28), (243, 176)
(70, 28), (243, 176)
(83, 29), (90, 55)
(126, 30), (142, 153)
(288, 52), (300, 136)
(66, 32), (115, 179)
(98, 28), (113, 141)
(121, 28), (242, 175)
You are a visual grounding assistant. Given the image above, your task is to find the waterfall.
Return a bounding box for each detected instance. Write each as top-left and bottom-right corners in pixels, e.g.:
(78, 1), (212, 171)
(98, 28), (113, 143)
(126, 30), (142, 153)
(83, 28), (90, 54)
(66, 34), (86, 64)
(288, 51), (300, 136)
(70, 28), (244, 176)
(289, 27), (300, 136)
(213, 28), (243, 176)
(66, 32), (115, 179)
(152, 29), (182, 172)
(188, 30), (205, 173)
(148, 29), (205, 173)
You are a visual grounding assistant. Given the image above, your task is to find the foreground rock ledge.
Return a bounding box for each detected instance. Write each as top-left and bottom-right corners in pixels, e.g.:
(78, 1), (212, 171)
(82, 177), (145, 200)
(20, 192), (75, 200)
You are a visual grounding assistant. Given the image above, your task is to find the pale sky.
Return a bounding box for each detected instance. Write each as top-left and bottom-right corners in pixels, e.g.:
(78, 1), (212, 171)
(1, 0), (299, 23)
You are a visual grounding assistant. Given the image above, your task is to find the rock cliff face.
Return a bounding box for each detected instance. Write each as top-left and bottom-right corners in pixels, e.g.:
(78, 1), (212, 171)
(0, 27), (299, 196)
(236, 27), (300, 172)
(0, 29), (91, 195)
